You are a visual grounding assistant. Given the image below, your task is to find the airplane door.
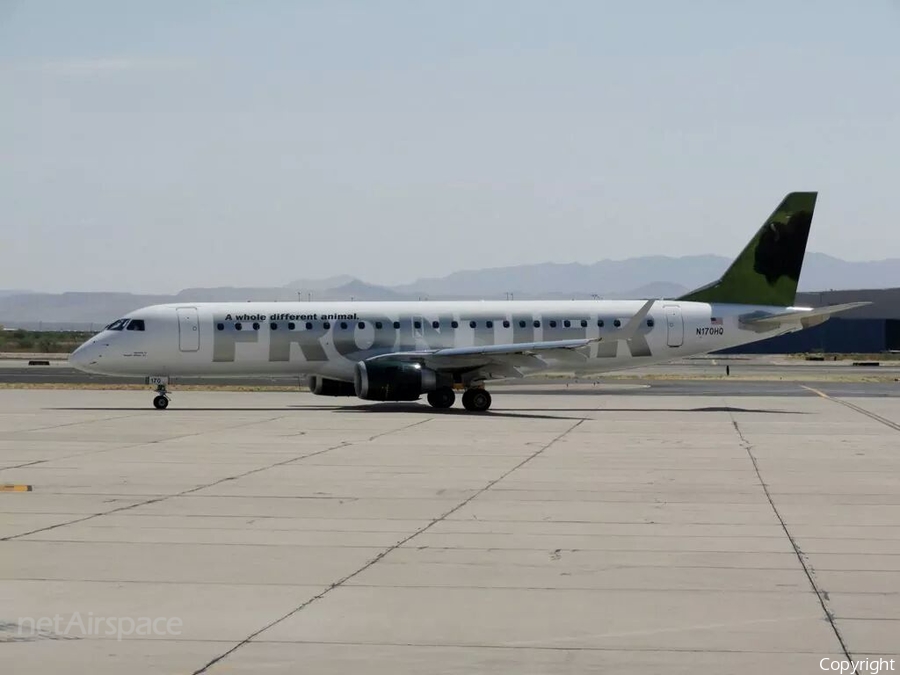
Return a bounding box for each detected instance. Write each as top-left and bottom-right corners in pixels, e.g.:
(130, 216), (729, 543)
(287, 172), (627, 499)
(665, 305), (684, 348)
(176, 307), (200, 352)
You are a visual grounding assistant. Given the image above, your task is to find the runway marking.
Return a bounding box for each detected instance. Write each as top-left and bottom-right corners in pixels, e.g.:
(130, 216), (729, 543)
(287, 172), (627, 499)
(802, 385), (900, 432)
(0, 484), (32, 492)
(190, 419), (584, 675)
(728, 414), (856, 668)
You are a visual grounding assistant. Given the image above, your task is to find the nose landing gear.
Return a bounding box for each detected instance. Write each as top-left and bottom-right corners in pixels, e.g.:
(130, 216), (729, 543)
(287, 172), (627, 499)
(149, 377), (170, 410)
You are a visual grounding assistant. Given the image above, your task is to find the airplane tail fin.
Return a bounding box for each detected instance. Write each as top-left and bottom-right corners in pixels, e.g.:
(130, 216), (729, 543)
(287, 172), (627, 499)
(678, 192), (817, 307)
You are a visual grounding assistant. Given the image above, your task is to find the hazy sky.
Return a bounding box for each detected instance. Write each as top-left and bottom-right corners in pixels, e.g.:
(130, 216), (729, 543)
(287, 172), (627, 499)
(2, 1), (899, 293)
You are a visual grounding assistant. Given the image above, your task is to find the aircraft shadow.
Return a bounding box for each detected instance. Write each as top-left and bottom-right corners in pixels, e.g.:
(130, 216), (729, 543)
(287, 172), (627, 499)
(47, 405), (801, 417)
(599, 406), (807, 415)
(45, 405), (585, 421)
(318, 404), (588, 421)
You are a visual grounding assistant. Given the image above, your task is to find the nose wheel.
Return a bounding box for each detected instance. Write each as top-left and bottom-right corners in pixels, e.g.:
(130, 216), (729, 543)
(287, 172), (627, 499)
(151, 382), (170, 410)
(461, 388), (492, 412)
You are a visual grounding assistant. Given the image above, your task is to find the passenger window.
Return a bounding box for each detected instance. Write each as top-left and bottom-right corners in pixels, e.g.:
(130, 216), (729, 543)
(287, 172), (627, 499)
(533, 320), (541, 328)
(359, 322), (366, 329)
(549, 320), (557, 328)
(216, 323), (224, 331)
(270, 322), (278, 330)
(305, 322), (312, 330)
(451, 321), (459, 328)
(253, 322), (260, 331)
(323, 321), (331, 329)
(519, 320), (526, 328)
(614, 319), (621, 328)
(235, 323), (243, 331)
(563, 320), (570, 328)
(469, 320), (477, 328)
(647, 318), (654, 327)
(288, 322), (296, 330)
(486, 320), (493, 328)
(414, 321), (421, 329)
(375, 321), (383, 329)
(393, 321), (400, 329)
(503, 320), (510, 328)
(432, 321), (440, 329)
(581, 320), (588, 328)
(597, 320), (604, 328)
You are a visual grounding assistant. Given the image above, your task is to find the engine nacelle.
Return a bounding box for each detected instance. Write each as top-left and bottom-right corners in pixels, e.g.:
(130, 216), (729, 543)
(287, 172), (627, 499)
(309, 375), (357, 397)
(354, 360), (449, 401)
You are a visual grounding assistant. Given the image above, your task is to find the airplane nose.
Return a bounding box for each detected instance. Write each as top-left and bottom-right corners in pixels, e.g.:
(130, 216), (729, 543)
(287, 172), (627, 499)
(69, 343), (89, 369)
(69, 340), (102, 372)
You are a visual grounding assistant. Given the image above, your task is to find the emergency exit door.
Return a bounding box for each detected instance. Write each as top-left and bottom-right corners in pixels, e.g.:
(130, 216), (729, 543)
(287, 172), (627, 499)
(665, 305), (684, 348)
(177, 307), (200, 352)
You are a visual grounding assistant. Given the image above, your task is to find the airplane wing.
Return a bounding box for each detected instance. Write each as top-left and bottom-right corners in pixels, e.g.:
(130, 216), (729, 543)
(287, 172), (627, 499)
(364, 300), (656, 380)
(739, 302), (869, 330)
(367, 337), (600, 375)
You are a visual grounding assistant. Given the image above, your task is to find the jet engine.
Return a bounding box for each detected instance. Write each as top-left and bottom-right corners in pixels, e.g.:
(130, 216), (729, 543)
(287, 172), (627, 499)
(309, 375), (357, 397)
(354, 360), (450, 401)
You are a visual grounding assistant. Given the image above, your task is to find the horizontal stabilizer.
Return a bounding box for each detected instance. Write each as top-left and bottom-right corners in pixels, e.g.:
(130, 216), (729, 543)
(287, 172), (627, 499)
(740, 302), (869, 329)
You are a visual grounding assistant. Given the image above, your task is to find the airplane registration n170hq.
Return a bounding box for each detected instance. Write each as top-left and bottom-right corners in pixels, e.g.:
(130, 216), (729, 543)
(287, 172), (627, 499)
(70, 192), (863, 411)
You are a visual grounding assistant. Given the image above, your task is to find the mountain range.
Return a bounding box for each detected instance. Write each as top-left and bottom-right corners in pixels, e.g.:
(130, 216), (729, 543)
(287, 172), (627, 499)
(2, 252), (898, 329)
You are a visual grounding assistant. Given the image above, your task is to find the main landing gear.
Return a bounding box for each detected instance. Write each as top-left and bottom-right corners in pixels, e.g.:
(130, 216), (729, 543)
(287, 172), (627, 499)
(425, 387), (492, 412)
(462, 388), (492, 412)
(426, 388), (455, 409)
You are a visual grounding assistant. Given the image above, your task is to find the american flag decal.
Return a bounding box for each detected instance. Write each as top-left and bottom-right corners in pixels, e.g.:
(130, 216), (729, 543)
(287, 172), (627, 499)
(710, 317), (723, 325)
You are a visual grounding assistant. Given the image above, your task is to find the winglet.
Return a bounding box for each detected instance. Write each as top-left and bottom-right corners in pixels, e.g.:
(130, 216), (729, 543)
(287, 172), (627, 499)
(617, 300), (655, 340)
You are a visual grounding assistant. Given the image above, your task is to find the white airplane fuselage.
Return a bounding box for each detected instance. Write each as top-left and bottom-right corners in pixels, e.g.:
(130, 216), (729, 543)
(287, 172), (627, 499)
(67, 191), (844, 411)
(70, 299), (795, 382)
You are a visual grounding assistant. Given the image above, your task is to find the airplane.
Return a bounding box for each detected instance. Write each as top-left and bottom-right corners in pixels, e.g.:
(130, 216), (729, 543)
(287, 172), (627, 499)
(69, 192), (864, 411)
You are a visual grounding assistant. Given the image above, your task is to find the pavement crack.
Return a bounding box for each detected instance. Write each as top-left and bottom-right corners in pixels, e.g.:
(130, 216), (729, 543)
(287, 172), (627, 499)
(367, 417), (433, 441)
(0, 412), (301, 475)
(0, 415), (345, 541)
(19, 412), (146, 434)
(189, 419), (584, 675)
(1, 460), (46, 471)
(1, 417), (437, 542)
(728, 413), (856, 667)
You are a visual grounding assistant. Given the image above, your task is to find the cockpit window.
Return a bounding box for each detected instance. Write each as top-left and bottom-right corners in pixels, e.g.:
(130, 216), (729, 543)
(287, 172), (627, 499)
(105, 319), (128, 331)
(126, 319), (145, 331)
